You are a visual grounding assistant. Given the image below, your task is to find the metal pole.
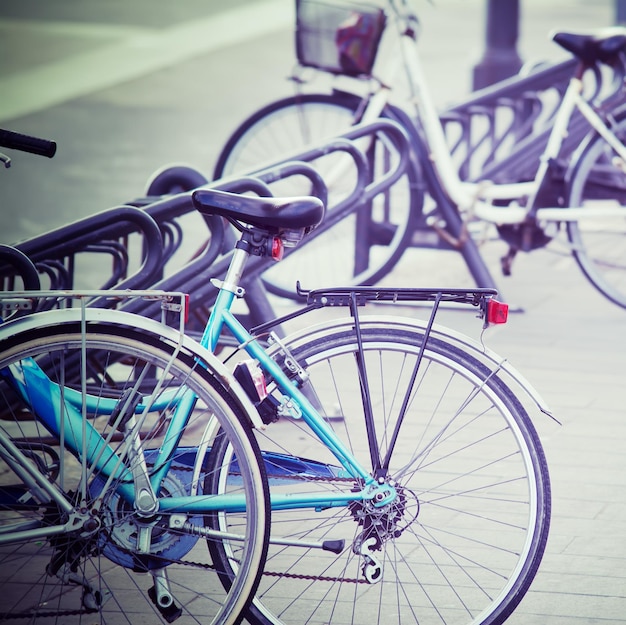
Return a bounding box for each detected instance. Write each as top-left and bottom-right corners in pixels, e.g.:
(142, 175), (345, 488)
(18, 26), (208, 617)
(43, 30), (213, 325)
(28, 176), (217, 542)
(472, 0), (523, 89)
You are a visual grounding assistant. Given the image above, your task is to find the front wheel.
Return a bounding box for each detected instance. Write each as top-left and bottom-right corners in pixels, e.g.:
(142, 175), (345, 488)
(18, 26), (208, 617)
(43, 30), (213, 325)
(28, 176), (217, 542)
(211, 318), (551, 625)
(566, 114), (626, 308)
(214, 93), (422, 299)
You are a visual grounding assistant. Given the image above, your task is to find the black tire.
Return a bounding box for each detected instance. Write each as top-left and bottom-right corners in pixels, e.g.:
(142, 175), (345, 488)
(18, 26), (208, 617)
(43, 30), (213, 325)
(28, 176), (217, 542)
(0, 316), (269, 625)
(145, 164), (208, 196)
(207, 319), (551, 625)
(214, 93), (422, 299)
(566, 112), (626, 308)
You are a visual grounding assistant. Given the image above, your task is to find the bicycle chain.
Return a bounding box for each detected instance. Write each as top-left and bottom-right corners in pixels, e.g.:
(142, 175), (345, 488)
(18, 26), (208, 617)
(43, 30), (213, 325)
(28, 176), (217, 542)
(6, 468), (361, 619)
(6, 525), (366, 620)
(261, 569), (366, 584)
(1, 609), (88, 619)
(173, 554), (365, 585)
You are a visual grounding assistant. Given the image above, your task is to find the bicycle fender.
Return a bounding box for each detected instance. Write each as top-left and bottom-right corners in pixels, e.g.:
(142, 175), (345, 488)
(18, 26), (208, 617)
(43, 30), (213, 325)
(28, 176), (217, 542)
(0, 305), (266, 430)
(272, 314), (555, 423)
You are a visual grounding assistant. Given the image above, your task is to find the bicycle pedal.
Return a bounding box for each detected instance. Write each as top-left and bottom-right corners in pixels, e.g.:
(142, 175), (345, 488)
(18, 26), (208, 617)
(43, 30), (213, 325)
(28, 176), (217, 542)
(148, 586), (183, 623)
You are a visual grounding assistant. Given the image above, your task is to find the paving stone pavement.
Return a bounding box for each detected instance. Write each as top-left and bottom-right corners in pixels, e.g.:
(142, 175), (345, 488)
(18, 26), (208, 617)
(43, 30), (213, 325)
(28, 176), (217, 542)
(1, 1), (624, 623)
(364, 236), (626, 624)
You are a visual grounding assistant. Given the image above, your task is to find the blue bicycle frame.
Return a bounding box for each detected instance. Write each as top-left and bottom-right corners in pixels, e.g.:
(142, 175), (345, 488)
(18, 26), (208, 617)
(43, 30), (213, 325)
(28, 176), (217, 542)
(0, 292), (256, 532)
(200, 245), (397, 512)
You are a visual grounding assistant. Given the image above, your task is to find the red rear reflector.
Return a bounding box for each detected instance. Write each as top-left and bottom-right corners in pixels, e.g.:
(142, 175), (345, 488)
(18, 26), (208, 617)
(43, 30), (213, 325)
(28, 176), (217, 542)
(271, 236), (284, 261)
(184, 293), (190, 324)
(487, 299), (508, 324)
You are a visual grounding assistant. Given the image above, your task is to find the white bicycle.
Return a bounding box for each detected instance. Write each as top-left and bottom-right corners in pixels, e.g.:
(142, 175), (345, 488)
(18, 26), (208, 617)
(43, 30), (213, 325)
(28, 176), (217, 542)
(215, 0), (626, 308)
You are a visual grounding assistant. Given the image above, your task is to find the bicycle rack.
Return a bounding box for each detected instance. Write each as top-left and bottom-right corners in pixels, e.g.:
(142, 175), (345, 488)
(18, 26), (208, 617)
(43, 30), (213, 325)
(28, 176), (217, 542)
(0, 204), (164, 299)
(441, 57), (626, 183)
(4, 58), (626, 318)
(120, 118), (409, 335)
(0, 119), (409, 337)
(11, 75), (598, 321)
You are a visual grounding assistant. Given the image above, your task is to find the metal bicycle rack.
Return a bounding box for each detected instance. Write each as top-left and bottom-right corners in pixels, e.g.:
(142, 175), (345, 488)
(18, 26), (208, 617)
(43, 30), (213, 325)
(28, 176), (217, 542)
(441, 57), (625, 183)
(0, 119), (411, 333)
(6, 58), (621, 319)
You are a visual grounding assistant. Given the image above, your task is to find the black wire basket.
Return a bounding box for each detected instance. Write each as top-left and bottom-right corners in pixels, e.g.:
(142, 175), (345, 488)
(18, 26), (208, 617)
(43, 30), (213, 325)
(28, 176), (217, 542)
(295, 0), (387, 77)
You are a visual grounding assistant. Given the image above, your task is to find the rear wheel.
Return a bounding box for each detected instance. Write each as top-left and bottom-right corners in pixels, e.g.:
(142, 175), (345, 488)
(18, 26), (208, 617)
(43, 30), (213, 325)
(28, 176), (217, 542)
(214, 93), (422, 298)
(210, 318), (551, 625)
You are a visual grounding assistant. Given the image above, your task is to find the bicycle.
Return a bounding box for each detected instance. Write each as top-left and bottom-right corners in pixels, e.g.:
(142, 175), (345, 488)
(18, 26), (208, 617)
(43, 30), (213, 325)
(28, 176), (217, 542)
(214, 0), (626, 309)
(0, 131), (270, 625)
(184, 187), (551, 625)
(1, 181), (552, 625)
(0, 130), (552, 624)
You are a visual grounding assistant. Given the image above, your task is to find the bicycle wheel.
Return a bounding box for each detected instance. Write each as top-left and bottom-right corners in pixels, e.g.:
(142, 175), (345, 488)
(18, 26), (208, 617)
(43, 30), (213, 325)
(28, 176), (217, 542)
(214, 93), (422, 298)
(0, 312), (269, 625)
(210, 317), (550, 625)
(566, 113), (626, 308)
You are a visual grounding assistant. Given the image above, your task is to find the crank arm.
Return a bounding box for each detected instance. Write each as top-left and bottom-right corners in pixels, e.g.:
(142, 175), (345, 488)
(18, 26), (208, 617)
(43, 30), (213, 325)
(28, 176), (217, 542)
(174, 517), (343, 553)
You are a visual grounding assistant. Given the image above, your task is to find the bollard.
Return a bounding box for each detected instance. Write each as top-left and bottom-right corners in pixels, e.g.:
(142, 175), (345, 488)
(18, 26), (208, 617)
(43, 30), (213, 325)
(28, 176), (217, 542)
(472, 0), (523, 89)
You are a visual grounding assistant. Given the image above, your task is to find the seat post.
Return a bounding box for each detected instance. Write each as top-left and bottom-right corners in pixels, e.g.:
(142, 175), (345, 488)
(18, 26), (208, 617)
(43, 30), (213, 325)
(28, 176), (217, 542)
(215, 227), (272, 298)
(221, 229), (265, 297)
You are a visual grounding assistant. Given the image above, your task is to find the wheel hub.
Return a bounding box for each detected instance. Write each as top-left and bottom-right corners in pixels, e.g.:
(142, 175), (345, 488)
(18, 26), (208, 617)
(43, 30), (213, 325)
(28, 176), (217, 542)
(349, 482), (420, 549)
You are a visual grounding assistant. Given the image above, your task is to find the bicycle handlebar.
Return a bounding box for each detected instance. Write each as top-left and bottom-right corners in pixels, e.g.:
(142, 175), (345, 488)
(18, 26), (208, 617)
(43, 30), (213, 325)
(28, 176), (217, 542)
(0, 129), (57, 158)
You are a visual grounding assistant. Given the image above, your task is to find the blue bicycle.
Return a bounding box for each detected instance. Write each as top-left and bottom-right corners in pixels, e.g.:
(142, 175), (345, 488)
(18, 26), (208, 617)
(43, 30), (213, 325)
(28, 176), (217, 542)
(0, 129), (551, 625)
(185, 188), (552, 625)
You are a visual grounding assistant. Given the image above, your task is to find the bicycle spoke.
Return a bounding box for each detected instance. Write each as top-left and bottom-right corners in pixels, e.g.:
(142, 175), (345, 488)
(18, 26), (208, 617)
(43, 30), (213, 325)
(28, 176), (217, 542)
(0, 316), (269, 625)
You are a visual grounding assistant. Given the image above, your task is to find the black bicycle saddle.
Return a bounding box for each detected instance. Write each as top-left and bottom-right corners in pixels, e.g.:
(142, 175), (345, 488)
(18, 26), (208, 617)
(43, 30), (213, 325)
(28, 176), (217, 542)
(552, 27), (626, 66)
(192, 188), (325, 233)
